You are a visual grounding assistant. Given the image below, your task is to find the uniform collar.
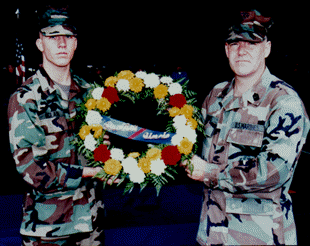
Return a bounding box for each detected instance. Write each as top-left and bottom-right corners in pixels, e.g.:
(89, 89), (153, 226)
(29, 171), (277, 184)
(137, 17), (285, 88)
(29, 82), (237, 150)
(218, 67), (273, 110)
(36, 65), (91, 100)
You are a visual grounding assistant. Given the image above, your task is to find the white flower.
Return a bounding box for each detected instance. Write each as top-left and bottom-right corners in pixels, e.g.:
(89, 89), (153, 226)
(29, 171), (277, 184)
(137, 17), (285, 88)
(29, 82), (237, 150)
(86, 110), (102, 125)
(84, 134), (97, 151)
(92, 87), (104, 100)
(160, 76), (173, 85)
(121, 157), (139, 174)
(116, 79), (130, 92)
(129, 169), (145, 183)
(173, 115), (187, 130)
(171, 133), (184, 146)
(144, 73), (160, 88)
(176, 125), (197, 143)
(168, 83), (182, 95)
(111, 148), (125, 161)
(150, 159), (167, 176)
(135, 71), (147, 79)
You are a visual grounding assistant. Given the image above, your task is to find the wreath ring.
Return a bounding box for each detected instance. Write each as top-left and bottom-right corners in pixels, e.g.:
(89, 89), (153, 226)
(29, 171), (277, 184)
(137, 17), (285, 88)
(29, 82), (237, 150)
(73, 70), (204, 195)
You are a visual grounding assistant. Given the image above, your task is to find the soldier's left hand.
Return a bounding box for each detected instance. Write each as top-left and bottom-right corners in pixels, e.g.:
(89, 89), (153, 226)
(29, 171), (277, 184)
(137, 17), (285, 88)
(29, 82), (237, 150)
(181, 155), (206, 182)
(103, 134), (110, 145)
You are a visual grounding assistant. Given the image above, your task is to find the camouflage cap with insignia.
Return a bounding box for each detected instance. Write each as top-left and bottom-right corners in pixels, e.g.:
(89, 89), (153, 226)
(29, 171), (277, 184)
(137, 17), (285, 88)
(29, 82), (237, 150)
(226, 10), (273, 43)
(38, 5), (77, 37)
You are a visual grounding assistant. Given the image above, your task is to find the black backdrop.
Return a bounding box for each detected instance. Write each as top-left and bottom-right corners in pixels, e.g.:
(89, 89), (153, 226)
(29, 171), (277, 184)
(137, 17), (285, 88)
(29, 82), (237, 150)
(2, 2), (310, 194)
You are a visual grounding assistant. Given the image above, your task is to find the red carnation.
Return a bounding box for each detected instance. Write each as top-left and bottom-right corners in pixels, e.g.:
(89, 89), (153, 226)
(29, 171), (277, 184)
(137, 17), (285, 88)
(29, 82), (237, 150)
(169, 94), (187, 108)
(94, 144), (111, 163)
(161, 145), (181, 166)
(102, 87), (119, 104)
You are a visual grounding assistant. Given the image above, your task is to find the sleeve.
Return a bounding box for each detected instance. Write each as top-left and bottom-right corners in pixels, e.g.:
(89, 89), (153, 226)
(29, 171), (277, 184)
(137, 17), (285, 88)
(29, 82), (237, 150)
(204, 94), (310, 194)
(8, 90), (83, 194)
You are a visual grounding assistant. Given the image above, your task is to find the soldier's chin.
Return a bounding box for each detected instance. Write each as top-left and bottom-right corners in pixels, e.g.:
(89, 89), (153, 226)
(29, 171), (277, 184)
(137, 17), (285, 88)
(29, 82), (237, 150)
(54, 58), (72, 67)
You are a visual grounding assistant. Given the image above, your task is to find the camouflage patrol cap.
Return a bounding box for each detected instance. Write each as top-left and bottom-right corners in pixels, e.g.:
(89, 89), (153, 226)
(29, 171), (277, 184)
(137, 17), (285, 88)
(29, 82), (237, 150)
(38, 5), (77, 36)
(226, 10), (273, 43)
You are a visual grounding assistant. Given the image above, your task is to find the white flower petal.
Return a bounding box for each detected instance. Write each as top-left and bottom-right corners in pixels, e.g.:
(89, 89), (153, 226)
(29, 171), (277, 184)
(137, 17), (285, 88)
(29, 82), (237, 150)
(116, 79), (130, 92)
(135, 71), (147, 79)
(111, 148), (125, 161)
(144, 73), (160, 88)
(129, 169), (145, 183)
(84, 134), (97, 151)
(150, 159), (167, 176)
(160, 76), (173, 85)
(85, 110), (102, 125)
(168, 83), (182, 95)
(92, 87), (104, 100)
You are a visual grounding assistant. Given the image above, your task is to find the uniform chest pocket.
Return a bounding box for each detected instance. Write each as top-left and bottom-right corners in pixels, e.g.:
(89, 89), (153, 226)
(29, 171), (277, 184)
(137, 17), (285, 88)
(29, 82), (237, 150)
(39, 112), (69, 134)
(227, 123), (264, 148)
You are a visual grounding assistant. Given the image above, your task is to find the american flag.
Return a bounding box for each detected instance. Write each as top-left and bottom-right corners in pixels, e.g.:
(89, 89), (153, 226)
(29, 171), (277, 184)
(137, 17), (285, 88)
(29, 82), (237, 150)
(16, 36), (26, 85)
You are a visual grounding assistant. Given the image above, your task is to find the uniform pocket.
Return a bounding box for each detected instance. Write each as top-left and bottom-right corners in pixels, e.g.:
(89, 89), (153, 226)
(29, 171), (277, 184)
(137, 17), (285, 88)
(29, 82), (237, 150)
(227, 128), (264, 148)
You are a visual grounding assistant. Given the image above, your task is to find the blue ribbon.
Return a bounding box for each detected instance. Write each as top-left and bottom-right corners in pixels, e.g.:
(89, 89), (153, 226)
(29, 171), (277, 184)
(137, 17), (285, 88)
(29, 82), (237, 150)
(100, 115), (176, 145)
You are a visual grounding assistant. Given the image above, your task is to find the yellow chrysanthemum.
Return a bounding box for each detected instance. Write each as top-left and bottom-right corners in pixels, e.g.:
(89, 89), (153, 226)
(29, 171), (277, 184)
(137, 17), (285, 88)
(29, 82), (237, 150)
(146, 148), (161, 161)
(117, 70), (135, 80)
(128, 152), (140, 158)
(79, 125), (92, 140)
(187, 118), (198, 130)
(97, 97), (111, 112)
(169, 107), (181, 117)
(91, 124), (103, 138)
(104, 159), (122, 176)
(154, 84), (168, 99)
(129, 77), (144, 93)
(105, 76), (118, 87)
(85, 98), (97, 111)
(180, 104), (194, 119)
(138, 157), (151, 174)
(177, 137), (194, 155)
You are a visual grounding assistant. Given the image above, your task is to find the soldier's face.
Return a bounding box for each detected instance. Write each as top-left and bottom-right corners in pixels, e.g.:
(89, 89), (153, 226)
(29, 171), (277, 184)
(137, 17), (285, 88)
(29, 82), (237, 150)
(225, 40), (271, 78)
(36, 33), (77, 67)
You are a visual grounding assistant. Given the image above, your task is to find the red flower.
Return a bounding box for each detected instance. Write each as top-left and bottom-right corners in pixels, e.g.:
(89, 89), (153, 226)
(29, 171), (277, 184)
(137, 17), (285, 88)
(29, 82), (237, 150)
(161, 146), (181, 166)
(94, 144), (111, 163)
(102, 87), (119, 104)
(169, 94), (187, 108)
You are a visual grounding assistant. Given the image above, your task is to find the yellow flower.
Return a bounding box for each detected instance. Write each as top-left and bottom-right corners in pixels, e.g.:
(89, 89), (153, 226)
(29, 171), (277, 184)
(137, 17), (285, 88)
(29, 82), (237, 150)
(105, 76), (118, 87)
(138, 157), (151, 174)
(97, 97), (111, 112)
(128, 152), (140, 158)
(117, 70), (135, 80)
(146, 148), (161, 161)
(177, 137), (194, 155)
(169, 107), (181, 117)
(154, 84), (168, 99)
(187, 118), (198, 130)
(85, 98), (97, 111)
(79, 125), (92, 140)
(180, 104), (194, 119)
(129, 77), (144, 93)
(104, 159), (122, 176)
(91, 124), (103, 138)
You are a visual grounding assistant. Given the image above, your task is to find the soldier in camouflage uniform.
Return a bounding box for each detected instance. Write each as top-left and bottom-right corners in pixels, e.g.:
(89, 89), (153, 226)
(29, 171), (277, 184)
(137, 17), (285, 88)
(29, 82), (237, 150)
(8, 5), (108, 246)
(184, 10), (310, 245)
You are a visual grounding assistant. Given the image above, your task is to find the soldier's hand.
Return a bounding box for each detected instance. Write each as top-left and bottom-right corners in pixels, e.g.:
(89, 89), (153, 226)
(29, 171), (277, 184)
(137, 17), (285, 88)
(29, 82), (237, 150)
(82, 167), (120, 185)
(103, 134), (110, 145)
(181, 155), (206, 182)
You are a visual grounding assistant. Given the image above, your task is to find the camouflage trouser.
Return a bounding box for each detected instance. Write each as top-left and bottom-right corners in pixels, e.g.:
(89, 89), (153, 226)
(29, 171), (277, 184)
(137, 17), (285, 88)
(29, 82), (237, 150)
(22, 197), (105, 246)
(21, 225), (104, 246)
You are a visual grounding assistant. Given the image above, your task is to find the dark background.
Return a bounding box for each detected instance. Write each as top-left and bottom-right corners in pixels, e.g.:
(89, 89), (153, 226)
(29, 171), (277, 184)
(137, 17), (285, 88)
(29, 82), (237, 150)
(1, 1), (310, 244)
(1, 2), (310, 194)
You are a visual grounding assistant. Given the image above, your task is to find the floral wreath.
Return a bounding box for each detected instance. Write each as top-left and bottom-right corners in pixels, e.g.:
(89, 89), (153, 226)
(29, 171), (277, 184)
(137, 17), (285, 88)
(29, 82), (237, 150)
(73, 70), (204, 195)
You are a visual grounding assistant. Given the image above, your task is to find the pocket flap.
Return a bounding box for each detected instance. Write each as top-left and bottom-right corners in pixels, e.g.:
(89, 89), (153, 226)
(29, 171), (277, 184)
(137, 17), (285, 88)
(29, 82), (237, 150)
(227, 128), (264, 147)
(226, 198), (274, 216)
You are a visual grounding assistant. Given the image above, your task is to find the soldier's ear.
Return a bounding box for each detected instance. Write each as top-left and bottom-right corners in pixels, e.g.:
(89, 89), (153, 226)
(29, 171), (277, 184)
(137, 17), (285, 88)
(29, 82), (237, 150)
(36, 35), (44, 52)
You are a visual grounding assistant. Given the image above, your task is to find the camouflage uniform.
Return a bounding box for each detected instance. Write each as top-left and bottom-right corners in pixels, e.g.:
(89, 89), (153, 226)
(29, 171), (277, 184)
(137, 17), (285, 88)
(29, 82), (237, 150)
(8, 66), (104, 245)
(197, 68), (310, 245)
